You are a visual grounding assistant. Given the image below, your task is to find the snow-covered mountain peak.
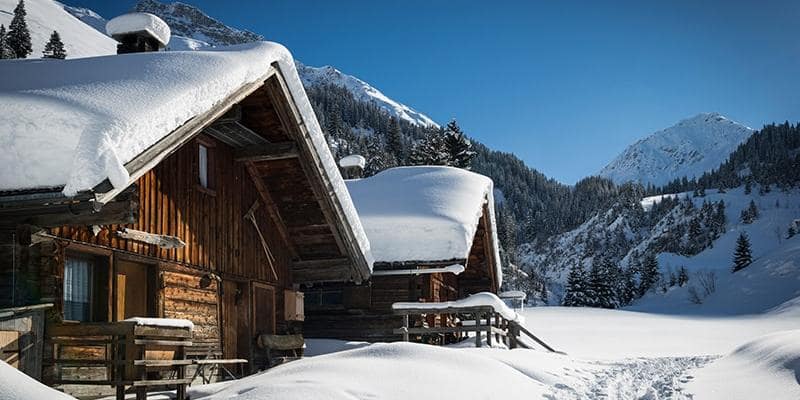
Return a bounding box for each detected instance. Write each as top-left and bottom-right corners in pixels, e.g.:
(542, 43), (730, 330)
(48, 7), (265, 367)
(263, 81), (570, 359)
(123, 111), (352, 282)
(296, 61), (439, 128)
(599, 113), (754, 187)
(133, 0), (262, 46)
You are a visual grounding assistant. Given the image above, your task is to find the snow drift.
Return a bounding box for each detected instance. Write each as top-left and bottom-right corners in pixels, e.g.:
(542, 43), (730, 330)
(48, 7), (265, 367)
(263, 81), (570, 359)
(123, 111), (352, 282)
(686, 329), (800, 400)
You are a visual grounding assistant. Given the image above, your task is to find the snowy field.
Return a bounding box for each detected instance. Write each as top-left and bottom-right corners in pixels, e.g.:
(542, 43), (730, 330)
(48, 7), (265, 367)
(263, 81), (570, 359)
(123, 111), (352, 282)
(179, 305), (800, 400)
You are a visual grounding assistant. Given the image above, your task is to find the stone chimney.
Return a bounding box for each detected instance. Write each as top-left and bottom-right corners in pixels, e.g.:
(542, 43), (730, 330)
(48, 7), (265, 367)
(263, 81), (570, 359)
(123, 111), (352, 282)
(339, 155), (366, 179)
(106, 12), (171, 54)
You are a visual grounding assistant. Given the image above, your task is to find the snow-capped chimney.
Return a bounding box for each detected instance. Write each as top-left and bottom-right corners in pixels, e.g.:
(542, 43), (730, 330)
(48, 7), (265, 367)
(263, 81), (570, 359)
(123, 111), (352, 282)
(339, 155), (366, 179)
(106, 12), (171, 54)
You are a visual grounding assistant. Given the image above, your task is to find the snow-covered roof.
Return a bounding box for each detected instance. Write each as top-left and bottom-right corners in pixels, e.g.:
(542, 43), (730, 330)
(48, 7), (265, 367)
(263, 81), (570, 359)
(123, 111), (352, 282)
(106, 12), (171, 46)
(0, 41), (374, 274)
(393, 292), (518, 321)
(346, 166), (501, 285)
(339, 154), (366, 169)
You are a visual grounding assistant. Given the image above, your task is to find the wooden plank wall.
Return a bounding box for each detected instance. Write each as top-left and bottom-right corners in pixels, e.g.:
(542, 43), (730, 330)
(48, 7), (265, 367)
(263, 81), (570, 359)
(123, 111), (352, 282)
(44, 136), (293, 339)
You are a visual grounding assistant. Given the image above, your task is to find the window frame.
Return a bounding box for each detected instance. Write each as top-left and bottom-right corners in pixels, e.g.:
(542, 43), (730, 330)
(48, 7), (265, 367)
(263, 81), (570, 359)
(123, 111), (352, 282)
(196, 137), (216, 196)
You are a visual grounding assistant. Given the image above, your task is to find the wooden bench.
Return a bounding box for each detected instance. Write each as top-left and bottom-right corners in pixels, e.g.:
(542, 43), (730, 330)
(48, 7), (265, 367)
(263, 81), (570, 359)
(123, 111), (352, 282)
(185, 339), (247, 384)
(256, 334), (304, 370)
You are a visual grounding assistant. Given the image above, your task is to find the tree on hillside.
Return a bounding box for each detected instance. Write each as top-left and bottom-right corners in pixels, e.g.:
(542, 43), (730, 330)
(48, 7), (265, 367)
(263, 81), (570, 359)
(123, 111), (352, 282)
(385, 117), (405, 165)
(732, 232), (753, 272)
(7, 0), (31, 59)
(442, 119), (476, 169)
(677, 266), (689, 287)
(0, 25), (15, 59)
(409, 127), (447, 166)
(562, 265), (590, 307)
(587, 258), (620, 309)
(740, 200), (759, 224)
(639, 253), (660, 296)
(788, 225), (797, 239)
(43, 30), (66, 59)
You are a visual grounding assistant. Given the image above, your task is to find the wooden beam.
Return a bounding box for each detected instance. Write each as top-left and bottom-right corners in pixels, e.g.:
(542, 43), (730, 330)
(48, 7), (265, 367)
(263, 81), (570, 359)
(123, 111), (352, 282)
(292, 258), (351, 270)
(234, 142), (298, 162)
(266, 70), (372, 283)
(115, 228), (185, 249)
(245, 162), (300, 261)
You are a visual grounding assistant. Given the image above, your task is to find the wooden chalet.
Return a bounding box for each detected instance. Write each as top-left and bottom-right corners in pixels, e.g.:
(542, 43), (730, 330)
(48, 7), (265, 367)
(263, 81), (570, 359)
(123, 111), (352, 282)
(303, 166), (502, 342)
(0, 41), (373, 397)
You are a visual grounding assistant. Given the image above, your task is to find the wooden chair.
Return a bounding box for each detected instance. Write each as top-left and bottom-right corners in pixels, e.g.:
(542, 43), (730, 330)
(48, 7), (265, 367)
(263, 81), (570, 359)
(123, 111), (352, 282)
(256, 334), (304, 370)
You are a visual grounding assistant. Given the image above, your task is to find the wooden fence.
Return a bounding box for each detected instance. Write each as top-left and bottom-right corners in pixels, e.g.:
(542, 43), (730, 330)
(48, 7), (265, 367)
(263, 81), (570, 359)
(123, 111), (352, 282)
(49, 321), (192, 400)
(393, 305), (560, 352)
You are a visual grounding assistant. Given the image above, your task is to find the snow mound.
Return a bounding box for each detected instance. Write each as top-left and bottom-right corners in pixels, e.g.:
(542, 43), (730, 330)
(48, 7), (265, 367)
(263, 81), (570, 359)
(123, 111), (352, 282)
(188, 342), (554, 400)
(106, 12), (171, 46)
(0, 0), (116, 59)
(346, 166), (500, 284)
(0, 360), (74, 400)
(686, 329), (800, 400)
(393, 292), (518, 321)
(338, 154), (365, 169)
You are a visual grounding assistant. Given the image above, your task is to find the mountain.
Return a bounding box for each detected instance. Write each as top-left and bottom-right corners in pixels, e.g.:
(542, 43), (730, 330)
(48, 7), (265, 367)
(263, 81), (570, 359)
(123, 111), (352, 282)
(134, 0), (262, 46)
(297, 62), (438, 128)
(0, 0), (116, 58)
(599, 113), (754, 187)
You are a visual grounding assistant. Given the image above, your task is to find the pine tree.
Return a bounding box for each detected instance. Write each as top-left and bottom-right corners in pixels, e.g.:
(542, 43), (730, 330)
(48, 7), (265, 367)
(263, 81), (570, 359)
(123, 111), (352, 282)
(732, 232), (752, 272)
(409, 128), (447, 166)
(587, 258), (619, 309)
(618, 267), (638, 306)
(677, 266), (689, 287)
(442, 119), (476, 169)
(7, 0), (31, 59)
(562, 265), (589, 306)
(43, 30), (66, 59)
(385, 117), (405, 164)
(0, 25), (14, 59)
(639, 253), (660, 296)
(788, 225), (797, 239)
(744, 180), (752, 195)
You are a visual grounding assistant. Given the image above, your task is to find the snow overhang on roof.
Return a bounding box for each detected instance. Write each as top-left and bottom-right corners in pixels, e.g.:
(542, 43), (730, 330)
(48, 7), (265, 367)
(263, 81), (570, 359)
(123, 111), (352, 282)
(0, 41), (374, 276)
(106, 12), (171, 46)
(346, 166), (502, 286)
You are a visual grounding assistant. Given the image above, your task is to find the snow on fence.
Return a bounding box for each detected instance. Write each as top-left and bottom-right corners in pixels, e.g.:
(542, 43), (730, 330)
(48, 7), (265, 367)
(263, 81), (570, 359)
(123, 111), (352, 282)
(391, 293), (559, 352)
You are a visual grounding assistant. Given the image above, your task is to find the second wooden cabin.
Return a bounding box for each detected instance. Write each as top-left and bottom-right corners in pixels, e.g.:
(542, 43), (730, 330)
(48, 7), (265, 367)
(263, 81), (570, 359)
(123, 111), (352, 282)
(303, 166), (502, 342)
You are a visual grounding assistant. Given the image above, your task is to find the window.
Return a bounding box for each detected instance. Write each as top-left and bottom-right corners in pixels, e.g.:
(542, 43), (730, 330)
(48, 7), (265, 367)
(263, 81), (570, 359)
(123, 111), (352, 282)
(198, 144), (209, 188)
(197, 139), (216, 194)
(64, 255), (94, 322)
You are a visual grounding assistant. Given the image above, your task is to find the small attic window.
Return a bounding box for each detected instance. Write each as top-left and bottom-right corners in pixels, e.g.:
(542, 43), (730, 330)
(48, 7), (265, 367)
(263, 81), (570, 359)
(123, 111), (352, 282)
(197, 138), (215, 194)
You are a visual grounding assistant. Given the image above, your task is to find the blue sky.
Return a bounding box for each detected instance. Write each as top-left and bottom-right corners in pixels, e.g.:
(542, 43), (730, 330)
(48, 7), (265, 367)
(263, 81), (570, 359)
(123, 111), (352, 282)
(71, 0), (800, 184)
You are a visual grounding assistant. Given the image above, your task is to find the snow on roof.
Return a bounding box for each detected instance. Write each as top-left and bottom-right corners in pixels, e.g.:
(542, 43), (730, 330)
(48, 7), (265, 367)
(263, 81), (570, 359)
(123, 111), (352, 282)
(0, 41), (374, 271)
(346, 166), (501, 285)
(393, 292), (518, 321)
(123, 317), (194, 329)
(339, 154), (366, 169)
(106, 12), (171, 46)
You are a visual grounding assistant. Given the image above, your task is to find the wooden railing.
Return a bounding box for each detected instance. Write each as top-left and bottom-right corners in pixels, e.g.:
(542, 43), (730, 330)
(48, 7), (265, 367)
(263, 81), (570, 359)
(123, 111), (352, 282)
(393, 305), (561, 352)
(0, 303), (52, 380)
(48, 321), (192, 400)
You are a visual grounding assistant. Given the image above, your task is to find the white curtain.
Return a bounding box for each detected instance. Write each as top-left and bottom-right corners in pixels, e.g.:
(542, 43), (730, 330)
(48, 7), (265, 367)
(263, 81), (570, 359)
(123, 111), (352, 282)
(64, 256), (92, 321)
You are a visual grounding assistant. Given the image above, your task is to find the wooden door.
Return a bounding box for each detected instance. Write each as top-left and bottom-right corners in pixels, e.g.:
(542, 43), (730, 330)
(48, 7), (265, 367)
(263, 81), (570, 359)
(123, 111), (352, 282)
(222, 280), (251, 361)
(115, 260), (156, 320)
(251, 283), (275, 336)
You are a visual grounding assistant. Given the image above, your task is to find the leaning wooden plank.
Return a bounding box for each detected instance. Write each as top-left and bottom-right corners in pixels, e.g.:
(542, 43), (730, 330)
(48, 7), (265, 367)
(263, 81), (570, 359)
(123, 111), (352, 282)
(116, 228), (185, 249)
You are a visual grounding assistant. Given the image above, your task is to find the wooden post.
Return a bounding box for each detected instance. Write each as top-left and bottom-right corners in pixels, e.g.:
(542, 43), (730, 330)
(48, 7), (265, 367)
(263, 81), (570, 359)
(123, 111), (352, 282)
(475, 312), (481, 348)
(508, 323), (518, 349)
(402, 314), (409, 342)
(486, 313), (492, 348)
(176, 338), (186, 400)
